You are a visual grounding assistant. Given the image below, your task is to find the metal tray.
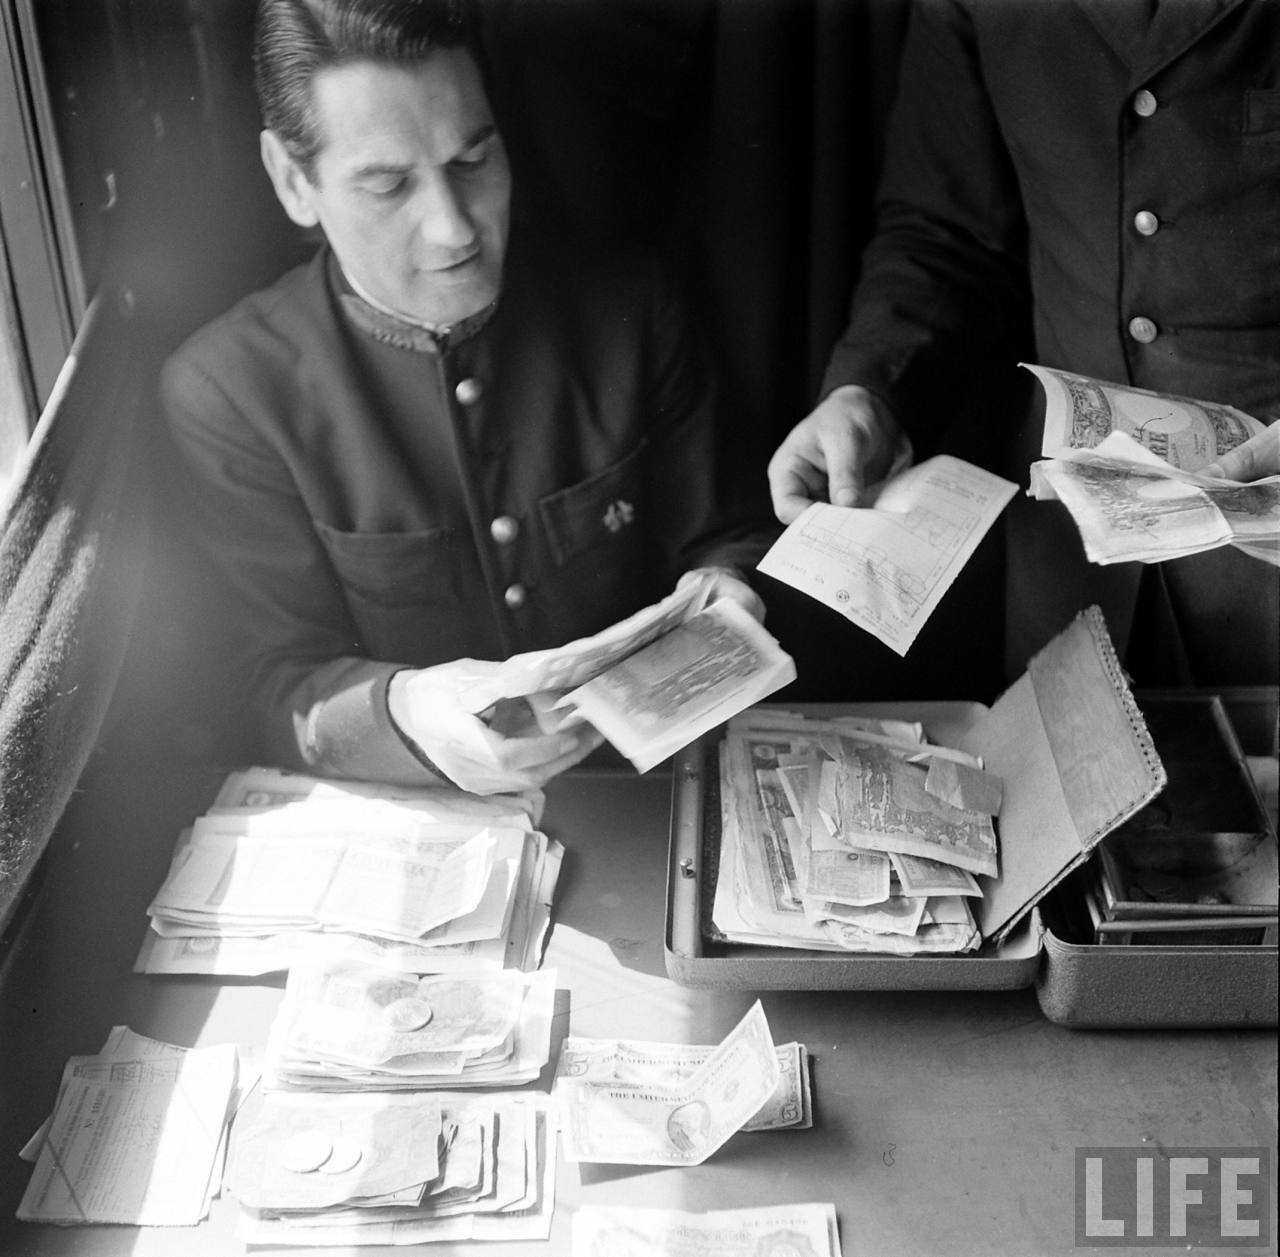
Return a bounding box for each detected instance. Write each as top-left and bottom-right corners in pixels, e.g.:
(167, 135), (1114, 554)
(1032, 692), (1278, 1027)
(664, 702), (1042, 991)
(665, 695), (1278, 1025)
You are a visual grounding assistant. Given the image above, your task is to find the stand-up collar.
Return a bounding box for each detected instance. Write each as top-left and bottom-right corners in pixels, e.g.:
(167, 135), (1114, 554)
(331, 253), (498, 353)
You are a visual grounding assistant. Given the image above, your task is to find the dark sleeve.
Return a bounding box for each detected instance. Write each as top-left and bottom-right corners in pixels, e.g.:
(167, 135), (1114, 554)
(159, 349), (444, 786)
(641, 262), (779, 579)
(821, 0), (1031, 456)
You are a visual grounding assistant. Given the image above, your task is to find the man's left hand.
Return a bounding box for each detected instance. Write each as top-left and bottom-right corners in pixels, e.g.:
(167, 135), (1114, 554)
(677, 565), (766, 623)
(1204, 423), (1280, 482)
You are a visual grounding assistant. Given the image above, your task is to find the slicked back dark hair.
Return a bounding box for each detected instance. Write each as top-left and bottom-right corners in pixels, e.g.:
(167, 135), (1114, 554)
(254, 0), (485, 180)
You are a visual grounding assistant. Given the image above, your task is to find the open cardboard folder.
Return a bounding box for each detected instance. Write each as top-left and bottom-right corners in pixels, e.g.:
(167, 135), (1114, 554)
(670, 607), (1277, 1031)
(962, 605), (1165, 945)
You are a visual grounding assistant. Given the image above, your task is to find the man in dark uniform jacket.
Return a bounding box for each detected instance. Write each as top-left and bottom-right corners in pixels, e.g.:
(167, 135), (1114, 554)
(768, 0), (1279, 686)
(162, 0), (768, 792)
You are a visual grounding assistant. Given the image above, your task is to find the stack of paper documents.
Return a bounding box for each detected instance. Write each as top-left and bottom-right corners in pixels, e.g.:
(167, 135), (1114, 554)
(556, 1002), (783, 1165)
(227, 1089), (556, 1246)
(137, 766), (561, 976)
(1024, 363), (1280, 566)
(262, 964), (556, 1091)
(17, 1028), (241, 1226)
(712, 710), (996, 953)
(204, 763), (547, 820)
(572, 1203), (843, 1257)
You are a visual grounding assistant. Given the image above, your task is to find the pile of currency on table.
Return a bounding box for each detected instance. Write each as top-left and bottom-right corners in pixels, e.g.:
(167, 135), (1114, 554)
(227, 1089), (555, 1246)
(229, 964), (558, 1242)
(138, 766), (559, 976)
(556, 1002), (807, 1165)
(17, 1027), (244, 1226)
(125, 767), (565, 1243)
(263, 965), (556, 1091)
(714, 709), (1001, 953)
(1024, 363), (1280, 567)
(572, 1202), (843, 1257)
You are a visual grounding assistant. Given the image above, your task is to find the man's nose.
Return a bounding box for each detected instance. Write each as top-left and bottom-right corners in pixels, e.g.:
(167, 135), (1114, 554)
(416, 173), (475, 250)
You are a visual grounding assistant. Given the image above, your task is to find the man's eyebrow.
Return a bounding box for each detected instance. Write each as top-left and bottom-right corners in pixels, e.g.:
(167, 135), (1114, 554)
(455, 123), (497, 152)
(347, 125), (496, 179)
(350, 161), (412, 180)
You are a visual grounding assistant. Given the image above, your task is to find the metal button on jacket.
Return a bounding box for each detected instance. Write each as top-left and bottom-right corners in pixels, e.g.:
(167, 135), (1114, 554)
(454, 377), (483, 406)
(490, 515), (519, 545)
(504, 583), (526, 609)
(1132, 89), (1157, 117)
(1128, 316), (1159, 344)
(1133, 210), (1159, 237)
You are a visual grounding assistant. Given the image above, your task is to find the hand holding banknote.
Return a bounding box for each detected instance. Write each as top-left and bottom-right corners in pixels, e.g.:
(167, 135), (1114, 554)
(388, 660), (603, 795)
(1204, 423), (1280, 482)
(677, 564), (767, 623)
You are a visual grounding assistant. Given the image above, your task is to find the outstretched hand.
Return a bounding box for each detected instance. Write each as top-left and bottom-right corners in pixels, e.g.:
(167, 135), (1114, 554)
(767, 385), (905, 524)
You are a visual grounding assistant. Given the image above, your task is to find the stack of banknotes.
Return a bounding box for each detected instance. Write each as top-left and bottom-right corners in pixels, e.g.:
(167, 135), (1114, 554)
(136, 766), (560, 977)
(262, 964), (556, 1091)
(556, 1002), (809, 1166)
(228, 960), (560, 1239)
(713, 709), (1001, 953)
(226, 1089), (556, 1246)
(450, 575), (796, 773)
(1023, 363), (1280, 567)
(559, 1036), (813, 1136)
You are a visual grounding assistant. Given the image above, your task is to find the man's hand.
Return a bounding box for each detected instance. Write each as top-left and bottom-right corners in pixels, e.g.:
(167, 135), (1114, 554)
(1203, 423), (1280, 483)
(676, 565), (766, 623)
(387, 661), (603, 794)
(767, 385), (904, 524)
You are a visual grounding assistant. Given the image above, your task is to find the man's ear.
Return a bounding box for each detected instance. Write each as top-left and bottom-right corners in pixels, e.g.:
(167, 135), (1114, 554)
(260, 130), (321, 228)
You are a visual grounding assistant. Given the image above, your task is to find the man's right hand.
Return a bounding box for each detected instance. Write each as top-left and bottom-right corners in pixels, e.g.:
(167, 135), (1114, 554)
(387, 661), (603, 795)
(767, 385), (904, 524)
(1203, 423), (1280, 483)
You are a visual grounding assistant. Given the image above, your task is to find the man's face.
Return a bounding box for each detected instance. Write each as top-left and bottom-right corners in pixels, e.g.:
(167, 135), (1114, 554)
(275, 49), (510, 329)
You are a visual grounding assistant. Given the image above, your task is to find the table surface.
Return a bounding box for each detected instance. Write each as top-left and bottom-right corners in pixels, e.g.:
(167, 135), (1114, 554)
(0, 757), (1275, 1257)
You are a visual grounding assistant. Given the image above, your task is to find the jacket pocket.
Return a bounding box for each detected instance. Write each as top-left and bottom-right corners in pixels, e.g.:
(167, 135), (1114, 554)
(313, 521), (462, 607)
(312, 522), (470, 663)
(1243, 87), (1280, 136)
(538, 440), (649, 567)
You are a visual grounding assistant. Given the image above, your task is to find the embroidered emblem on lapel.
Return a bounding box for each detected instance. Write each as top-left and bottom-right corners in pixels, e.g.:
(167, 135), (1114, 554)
(603, 499), (635, 533)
